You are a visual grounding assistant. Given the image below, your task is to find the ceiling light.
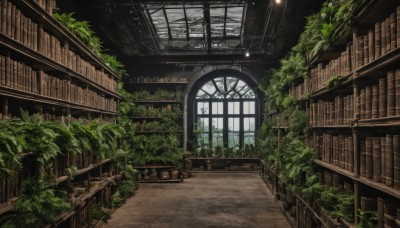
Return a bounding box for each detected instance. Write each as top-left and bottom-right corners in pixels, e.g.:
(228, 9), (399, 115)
(245, 51), (250, 57)
(276, 0), (281, 3)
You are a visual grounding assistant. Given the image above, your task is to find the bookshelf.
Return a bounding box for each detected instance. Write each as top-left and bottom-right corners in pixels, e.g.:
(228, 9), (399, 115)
(124, 78), (187, 182)
(286, 1), (400, 227)
(0, 0), (124, 226)
(0, 0), (119, 121)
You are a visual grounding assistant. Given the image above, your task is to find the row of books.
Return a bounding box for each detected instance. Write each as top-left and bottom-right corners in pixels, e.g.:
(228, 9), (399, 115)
(355, 6), (400, 69)
(358, 70), (400, 120)
(289, 82), (307, 101)
(34, 0), (56, 15)
(128, 76), (188, 83)
(0, 172), (20, 204)
(310, 45), (353, 92)
(0, 0), (117, 93)
(360, 135), (400, 189)
(314, 133), (354, 172)
(308, 94), (354, 126)
(69, 82), (117, 112)
(39, 30), (117, 92)
(0, 54), (117, 112)
(319, 169), (353, 193)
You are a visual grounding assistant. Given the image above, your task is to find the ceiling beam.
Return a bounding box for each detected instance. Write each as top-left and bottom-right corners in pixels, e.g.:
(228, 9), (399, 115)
(223, 3), (227, 38)
(183, 4), (190, 40)
(162, 4), (173, 39)
(204, 3), (212, 51)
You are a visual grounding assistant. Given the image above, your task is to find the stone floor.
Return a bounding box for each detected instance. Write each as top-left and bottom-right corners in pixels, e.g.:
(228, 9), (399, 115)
(104, 173), (291, 228)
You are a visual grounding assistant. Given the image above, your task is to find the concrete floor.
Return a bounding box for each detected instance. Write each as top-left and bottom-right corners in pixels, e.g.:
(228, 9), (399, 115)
(105, 173), (291, 228)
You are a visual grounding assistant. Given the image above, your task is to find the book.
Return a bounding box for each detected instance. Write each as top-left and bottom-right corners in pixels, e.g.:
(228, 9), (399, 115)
(393, 135), (399, 189)
(372, 137), (382, 183)
(387, 71), (396, 116)
(365, 85), (372, 119)
(390, 12), (397, 50)
(366, 137), (373, 179)
(371, 84), (379, 118)
(386, 134), (394, 187)
(378, 77), (387, 118)
(396, 70), (400, 116)
(375, 22), (381, 59)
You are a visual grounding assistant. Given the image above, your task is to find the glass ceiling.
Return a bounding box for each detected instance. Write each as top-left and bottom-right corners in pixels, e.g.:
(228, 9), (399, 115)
(196, 77), (255, 99)
(144, 2), (246, 50)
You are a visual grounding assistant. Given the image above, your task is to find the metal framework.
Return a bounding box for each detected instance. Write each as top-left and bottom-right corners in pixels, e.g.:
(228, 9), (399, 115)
(143, 2), (246, 51)
(194, 76), (257, 150)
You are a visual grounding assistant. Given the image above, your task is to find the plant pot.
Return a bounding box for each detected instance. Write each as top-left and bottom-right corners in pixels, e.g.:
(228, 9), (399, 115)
(286, 191), (296, 206)
(170, 169), (179, 179)
(160, 169), (170, 180)
(206, 159), (212, 171)
(150, 169), (158, 179)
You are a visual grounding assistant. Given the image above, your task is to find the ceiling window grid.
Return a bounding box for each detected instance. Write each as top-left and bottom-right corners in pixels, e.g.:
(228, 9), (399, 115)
(145, 2), (245, 49)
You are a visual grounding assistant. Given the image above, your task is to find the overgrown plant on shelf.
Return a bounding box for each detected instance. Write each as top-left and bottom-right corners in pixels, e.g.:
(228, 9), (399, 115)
(0, 179), (70, 228)
(52, 12), (126, 77)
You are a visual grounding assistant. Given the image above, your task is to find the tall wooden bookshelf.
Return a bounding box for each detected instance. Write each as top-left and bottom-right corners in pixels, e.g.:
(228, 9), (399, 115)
(299, 0), (400, 227)
(263, 0), (400, 227)
(0, 0), (123, 226)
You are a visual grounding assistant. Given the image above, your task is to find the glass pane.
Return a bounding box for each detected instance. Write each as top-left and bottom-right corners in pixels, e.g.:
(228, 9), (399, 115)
(149, 9), (169, 38)
(202, 81), (216, 96)
(235, 80), (247, 93)
(165, 8), (187, 39)
(196, 133), (209, 148)
(196, 117), (209, 132)
(212, 102), (223, 114)
(228, 102), (240, 114)
(243, 89), (256, 98)
(211, 118), (223, 132)
(243, 117), (255, 131)
(244, 132), (255, 146)
(243, 101), (255, 114)
(228, 117), (240, 132)
(228, 132), (240, 151)
(227, 90), (240, 99)
(212, 132), (224, 147)
(197, 102), (209, 114)
(213, 77), (225, 93)
(196, 89), (209, 99)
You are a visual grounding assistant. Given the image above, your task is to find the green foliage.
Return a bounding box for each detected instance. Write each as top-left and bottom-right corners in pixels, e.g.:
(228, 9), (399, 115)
(12, 179), (70, 227)
(111, 191), (123, 208)
(356, 209), (378, 228)
(326, 75), (341, 89)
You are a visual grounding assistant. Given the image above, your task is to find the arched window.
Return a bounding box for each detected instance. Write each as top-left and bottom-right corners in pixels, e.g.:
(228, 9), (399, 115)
(194, 76), (257, 151)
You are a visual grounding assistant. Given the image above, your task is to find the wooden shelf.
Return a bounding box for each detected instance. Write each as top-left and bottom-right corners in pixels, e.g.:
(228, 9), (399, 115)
(132, 100), (181, 104)
(314, 160), (357, 180)
(132, 165), (176, 169)
(357, 116), (400, 127)
(0, 199), (17, 215)
(131, 117), (163, 120)
(0, 34), (120, 99)
(356, 46), (400, 79)
(13, 0), (119, 79)
(314, 160), (400, 199)
(190, 158), (260, 161)
(311, 125), (352, 129)
(191, 170), (259, 173)
(309, 73), (353, 99)
(352, 0), (399, 28)
(137, 179), (181, 183)
(0, 86), (117, 115)
(56, 175), (69, 185)
(75, 159), (111, 176)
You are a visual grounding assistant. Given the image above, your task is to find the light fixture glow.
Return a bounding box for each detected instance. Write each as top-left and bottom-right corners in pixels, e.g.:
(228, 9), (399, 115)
(276, 0), (281, 3)
(245, 51), (250, 57)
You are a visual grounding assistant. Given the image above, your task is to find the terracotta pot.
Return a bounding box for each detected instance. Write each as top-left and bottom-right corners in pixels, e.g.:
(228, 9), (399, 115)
(170, 169), (179, 179)
(160, 169), (170, 180)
